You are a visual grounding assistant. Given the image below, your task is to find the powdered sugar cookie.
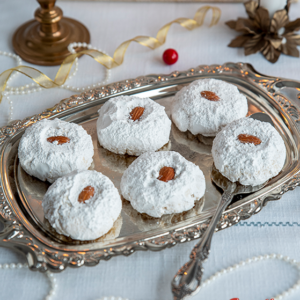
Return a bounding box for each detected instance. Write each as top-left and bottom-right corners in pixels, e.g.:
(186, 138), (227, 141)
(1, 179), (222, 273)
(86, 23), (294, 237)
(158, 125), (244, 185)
(120, 151), (206, 218)
(171, 78), (248, 137)
(18, 118), (94, 183)
(212, 117), (286, 186)
(42, 170), (122, 241)
(97, 96), (171, 156)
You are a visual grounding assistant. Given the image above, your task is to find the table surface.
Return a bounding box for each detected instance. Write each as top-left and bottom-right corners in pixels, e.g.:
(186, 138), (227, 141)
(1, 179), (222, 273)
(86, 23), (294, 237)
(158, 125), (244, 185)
(1, 1), (300, 299)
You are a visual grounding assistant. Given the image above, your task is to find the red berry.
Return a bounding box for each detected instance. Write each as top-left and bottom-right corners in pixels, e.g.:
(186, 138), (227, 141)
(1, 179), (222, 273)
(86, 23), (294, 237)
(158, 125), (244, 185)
(163, 49), (178, 65)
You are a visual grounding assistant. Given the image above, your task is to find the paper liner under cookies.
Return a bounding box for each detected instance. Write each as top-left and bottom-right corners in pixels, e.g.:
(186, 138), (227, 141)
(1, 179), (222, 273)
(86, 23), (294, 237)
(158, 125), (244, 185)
(171, 123), (213, 155)
(97, 140), (171, 174)
(122, 198), (205, 232)
(43, 214), (123, 244)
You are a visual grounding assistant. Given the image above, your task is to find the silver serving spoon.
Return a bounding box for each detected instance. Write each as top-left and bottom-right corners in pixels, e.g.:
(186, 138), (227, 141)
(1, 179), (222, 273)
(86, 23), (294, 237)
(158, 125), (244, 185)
(171, 113), (274, 300)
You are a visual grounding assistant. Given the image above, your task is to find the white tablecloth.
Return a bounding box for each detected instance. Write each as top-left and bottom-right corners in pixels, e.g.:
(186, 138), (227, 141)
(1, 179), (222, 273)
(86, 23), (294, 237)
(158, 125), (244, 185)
(1, 1), (300, 299)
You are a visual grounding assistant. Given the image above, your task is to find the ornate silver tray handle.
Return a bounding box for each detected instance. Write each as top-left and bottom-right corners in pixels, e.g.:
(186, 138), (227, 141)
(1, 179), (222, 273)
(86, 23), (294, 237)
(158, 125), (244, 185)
(1, 62), (300, 273)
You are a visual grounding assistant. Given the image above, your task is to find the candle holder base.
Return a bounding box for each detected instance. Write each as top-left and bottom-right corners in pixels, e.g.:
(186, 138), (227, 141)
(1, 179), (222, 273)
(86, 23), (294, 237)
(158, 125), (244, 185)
(12, 0), (90, 66)
(13, 17), (90, 66)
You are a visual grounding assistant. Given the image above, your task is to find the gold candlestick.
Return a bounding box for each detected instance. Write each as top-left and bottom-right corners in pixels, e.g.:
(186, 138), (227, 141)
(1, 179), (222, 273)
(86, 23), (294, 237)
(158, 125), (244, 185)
(12, 0), (90, 66)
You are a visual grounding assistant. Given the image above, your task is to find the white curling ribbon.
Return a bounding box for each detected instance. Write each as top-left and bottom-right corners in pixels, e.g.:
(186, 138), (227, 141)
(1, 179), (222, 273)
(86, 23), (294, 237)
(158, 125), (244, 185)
(260, 0), (287, 18)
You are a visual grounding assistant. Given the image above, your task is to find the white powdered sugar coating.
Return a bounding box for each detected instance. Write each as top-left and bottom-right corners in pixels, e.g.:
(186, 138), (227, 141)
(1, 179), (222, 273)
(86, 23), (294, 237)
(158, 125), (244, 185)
(212, 117), (286, 186)
(120, 151), (206, 218)
(42, 170), (122, 241)
(97, 96), (171, 155)
(171, 78), (248, 136)
(18, 118), (94, 183)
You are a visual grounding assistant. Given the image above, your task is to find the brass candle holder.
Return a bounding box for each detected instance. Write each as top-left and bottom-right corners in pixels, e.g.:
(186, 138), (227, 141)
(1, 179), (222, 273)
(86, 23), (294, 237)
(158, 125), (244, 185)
(12, 0), (90, 66)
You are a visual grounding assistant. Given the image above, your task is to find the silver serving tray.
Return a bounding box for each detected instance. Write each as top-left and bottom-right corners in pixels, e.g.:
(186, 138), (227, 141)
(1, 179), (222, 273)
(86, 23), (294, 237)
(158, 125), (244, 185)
(1, 62), (300, 273)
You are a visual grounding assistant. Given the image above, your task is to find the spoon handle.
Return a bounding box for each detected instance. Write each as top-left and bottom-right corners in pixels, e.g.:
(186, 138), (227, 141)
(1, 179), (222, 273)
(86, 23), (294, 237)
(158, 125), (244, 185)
(171, 190), (234, 300)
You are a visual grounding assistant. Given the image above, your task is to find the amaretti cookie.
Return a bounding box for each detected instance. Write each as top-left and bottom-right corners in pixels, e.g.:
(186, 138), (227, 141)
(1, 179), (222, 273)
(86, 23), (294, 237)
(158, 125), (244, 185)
(171, 78), (248, 137)
(18, 118), (94, 183)
(42, 170), (122, 241)
(212, 117), (286, 186)
(120, 151), (206, 218)
(97, 96), (171, 156)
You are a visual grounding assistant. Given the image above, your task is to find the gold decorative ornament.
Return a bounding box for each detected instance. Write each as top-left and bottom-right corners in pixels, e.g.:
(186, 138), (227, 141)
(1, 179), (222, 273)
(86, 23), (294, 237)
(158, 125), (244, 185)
(226, 0), (300, 63)
(12, 0), (90, 66)
(0, 6), (221, 103)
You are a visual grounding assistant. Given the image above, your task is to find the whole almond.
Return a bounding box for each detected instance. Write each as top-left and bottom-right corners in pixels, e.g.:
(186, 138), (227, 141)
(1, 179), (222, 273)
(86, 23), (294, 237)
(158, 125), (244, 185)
(130, 107), (145, 121)
(238, 134), (261, 145)
(78, 186), (95, 203)
(200, 91), (220, 102)
(157, 166), (175, 182)
(47, 136), (70, 145)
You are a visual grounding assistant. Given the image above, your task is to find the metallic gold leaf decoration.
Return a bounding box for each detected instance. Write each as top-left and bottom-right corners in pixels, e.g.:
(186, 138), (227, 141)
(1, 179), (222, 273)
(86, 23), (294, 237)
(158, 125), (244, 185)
(226, 0), (300, 63)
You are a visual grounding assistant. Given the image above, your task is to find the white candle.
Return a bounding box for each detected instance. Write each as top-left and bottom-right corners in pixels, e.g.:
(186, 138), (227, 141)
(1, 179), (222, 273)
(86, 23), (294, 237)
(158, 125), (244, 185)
(260, 0), (287, 18)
